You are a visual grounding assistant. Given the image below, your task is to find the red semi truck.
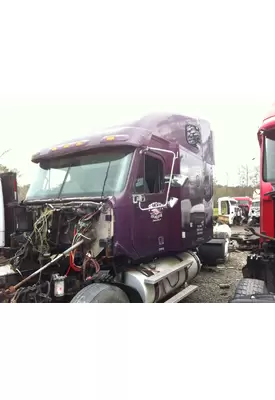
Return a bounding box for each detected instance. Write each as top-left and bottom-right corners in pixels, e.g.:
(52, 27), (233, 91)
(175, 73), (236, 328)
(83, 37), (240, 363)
(234, 196), (252, 220)
(232, 104), (275, 302)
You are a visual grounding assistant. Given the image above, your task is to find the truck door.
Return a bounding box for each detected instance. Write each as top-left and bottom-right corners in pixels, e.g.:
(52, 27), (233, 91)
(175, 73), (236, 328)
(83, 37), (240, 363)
(132, 151), (167, 258)
(218, 198), (235, 225)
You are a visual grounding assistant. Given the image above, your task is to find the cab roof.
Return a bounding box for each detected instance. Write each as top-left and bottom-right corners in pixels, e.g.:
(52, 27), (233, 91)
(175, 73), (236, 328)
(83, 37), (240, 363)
(31, 113), (210, 163)
(258, 103), (275, 142)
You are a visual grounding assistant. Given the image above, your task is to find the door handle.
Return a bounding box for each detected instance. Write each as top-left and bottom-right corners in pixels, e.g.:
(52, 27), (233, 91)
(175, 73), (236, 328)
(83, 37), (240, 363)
(132, 194), (146, 204)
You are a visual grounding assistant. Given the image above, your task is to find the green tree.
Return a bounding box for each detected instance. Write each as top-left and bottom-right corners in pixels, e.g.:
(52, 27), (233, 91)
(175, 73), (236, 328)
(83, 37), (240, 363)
(0, 161), (27, 200)
(0, 163), (21, 177)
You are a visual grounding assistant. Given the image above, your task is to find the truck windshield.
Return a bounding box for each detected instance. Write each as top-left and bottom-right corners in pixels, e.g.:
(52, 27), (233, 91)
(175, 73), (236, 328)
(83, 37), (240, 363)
(237, 200), (249, 205)
(264, 136), (275, 182)
(26, 149), (133, 200)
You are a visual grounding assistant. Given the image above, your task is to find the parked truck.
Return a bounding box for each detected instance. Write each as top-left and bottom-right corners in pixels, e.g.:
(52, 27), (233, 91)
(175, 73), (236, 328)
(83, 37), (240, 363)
(247, 195), (260, 227)
(217, 196), (244, 226)
(234, 196), (252, 220)
(0, 113), (228, 303)
(232, 105), (275, 302)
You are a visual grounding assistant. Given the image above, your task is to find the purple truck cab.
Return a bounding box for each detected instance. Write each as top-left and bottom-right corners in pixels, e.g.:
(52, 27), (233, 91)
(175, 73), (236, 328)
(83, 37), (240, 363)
(0, 113), (227, 303)
(28, 113), (215, 263)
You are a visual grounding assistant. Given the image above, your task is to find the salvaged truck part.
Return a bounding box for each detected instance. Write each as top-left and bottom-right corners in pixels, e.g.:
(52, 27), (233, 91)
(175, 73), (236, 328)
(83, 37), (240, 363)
(0, 173), (18, 249)
(0, 113), (228, 303)
(230, 228), (260, 251)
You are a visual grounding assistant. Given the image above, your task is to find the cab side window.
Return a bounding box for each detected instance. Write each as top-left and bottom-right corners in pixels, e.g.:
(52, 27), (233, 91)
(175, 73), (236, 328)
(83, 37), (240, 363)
(134, 154), (164, 194)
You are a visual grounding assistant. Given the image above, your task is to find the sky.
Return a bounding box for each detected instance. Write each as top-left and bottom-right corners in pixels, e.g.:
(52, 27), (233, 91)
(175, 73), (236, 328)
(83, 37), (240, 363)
(1, 0), (275, 185)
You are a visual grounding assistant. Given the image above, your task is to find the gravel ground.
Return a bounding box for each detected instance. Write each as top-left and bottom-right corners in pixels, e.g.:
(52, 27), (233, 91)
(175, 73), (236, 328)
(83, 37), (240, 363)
(183, 250), (248, 303)
(183, 226), (253, 303)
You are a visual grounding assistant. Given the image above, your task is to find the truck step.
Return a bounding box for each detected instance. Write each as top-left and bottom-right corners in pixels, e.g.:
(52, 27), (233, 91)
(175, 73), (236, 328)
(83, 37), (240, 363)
(144, 262), (189, 285)
(164, 285), (198, 303)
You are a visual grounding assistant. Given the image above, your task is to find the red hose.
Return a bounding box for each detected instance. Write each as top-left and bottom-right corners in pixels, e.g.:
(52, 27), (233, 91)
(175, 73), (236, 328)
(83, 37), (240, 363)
(65, 228), (82, 275)
(65, 210), (100, 276)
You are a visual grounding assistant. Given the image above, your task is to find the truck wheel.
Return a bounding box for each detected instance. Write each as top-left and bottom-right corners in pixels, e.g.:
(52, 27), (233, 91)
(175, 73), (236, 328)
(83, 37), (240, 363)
(233, 278), (268, 299)
(70, 283), (130, 303)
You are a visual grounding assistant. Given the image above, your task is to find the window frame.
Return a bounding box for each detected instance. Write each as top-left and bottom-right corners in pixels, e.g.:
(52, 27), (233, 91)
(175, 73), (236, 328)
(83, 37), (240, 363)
(133, 152), (165, 195)
(26, 148), (134, 200)
(263, 135), (275, 182)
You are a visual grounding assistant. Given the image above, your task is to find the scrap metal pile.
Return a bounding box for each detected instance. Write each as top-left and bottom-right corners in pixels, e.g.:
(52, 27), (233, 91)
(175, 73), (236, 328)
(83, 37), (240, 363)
(230, 230), (260, 251)
(213, 222), (260, 252)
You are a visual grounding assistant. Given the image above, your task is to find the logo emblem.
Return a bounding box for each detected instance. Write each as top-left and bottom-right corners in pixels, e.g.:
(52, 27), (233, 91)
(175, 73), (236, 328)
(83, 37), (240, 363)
(148, 202), (163, 222)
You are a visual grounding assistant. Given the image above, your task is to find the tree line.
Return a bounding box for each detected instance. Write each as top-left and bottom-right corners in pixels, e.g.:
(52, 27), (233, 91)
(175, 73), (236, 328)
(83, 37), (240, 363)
(213, 164), (260, 207)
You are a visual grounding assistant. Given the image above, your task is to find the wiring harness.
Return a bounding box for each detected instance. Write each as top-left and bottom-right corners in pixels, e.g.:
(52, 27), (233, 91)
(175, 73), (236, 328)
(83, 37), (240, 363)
(67, 209), (101, 276)
(0, 207), (54, 270)
(0, 203), (103, 293)
(33, 208), (54, 256)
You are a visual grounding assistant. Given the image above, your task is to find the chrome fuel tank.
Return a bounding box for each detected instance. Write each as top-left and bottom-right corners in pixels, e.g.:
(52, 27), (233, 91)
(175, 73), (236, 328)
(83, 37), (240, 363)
(124, 251), (201, 303)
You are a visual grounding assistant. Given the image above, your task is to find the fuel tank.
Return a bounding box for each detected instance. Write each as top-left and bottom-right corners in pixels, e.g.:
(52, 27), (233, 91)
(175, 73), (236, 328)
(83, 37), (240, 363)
(124, 251), (201, 303)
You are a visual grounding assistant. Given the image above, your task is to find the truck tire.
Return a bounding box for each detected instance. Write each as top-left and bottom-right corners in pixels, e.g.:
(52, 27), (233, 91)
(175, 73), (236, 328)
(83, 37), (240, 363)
(234, 278), (268, 299)
(70, 283), (130, 303)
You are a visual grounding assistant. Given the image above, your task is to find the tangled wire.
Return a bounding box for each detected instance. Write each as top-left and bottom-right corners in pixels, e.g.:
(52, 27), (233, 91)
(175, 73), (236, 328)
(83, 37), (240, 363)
(67, 208), (101, 275)
(11, 281), (51, 303)
(0, 207), (54, 270)
(1, 204), (103, 283)
(32, 208), (54, 255)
